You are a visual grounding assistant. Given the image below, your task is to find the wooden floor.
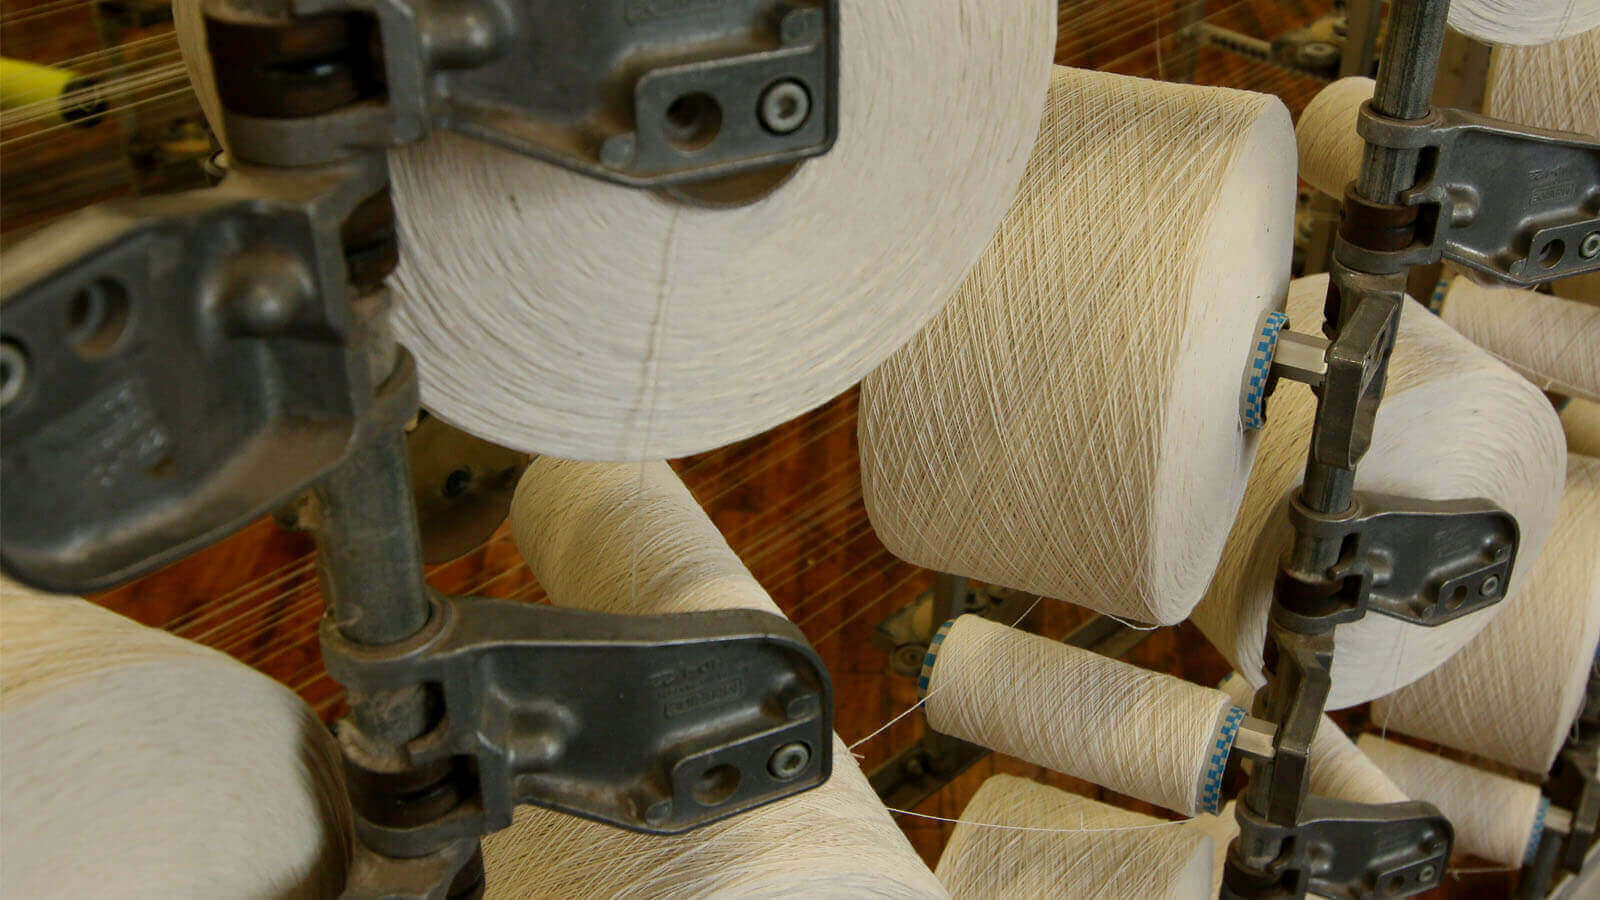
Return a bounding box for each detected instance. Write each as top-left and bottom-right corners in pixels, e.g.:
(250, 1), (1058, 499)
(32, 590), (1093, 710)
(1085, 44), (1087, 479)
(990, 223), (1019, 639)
(7, 0), (1513, 894)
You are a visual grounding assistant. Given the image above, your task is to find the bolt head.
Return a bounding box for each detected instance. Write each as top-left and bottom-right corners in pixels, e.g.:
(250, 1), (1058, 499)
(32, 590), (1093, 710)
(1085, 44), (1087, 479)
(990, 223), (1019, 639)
(600, 133), (637, 170)
(759, 80), (810, 135)
(767, 741), (811, 780)
(1581, 231), (1600, 259)
(0, 341), (27, 410)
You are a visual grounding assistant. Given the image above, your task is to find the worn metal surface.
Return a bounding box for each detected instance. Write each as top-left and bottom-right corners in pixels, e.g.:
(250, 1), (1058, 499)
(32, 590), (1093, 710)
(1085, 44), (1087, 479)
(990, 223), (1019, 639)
(324, 593), (833, 852)
(205, 0), (838, 190)
(1225, 796), (1452, 899)
(0, 155), (393, 592)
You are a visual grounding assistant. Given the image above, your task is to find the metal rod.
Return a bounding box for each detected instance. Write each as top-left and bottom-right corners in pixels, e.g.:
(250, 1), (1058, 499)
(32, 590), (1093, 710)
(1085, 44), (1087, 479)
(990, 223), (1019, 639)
(312, 426), (432, 646)
(1355, 0), (1450, 209)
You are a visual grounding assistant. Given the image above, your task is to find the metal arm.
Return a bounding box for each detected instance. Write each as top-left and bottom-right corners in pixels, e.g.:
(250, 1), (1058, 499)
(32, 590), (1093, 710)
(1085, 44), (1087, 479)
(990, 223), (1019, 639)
(0, 2), (844, 896)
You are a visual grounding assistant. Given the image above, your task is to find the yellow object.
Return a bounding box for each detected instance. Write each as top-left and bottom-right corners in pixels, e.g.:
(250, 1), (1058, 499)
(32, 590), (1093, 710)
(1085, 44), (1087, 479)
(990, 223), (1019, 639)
(0, 57), (105, 125)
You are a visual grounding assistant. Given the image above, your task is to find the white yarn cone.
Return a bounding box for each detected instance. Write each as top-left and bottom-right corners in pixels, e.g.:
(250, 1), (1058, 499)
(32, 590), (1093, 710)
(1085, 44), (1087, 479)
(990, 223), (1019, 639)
(922, 615), (1242, 817)
(500, 458), (945, 898)
(859, 66), (1295, 625)
(175, 0), (1056, 461)
(0, 581), (351, 898)
(1219, 674), (1407, 805)
(1440, 278), (1600, 402)
(1488, 25), (1600, 137)
(934, 775), (1213, 900)
(1190, 274), (1567, 709)
(1294, 76), (1374, 199)
(1358, 736), (1548, 868)
(1371, 456), (1600, 773)
(1450, 0), (1600, 47)
(1565, 398), (1600, 455)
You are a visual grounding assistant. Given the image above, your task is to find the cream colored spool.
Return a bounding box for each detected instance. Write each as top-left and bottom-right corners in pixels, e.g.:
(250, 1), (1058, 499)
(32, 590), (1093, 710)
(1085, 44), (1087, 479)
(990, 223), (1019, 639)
(1191, 273), (1567, 709)
(1565, 398), (1600, 455)
(859, 66), (1295, 625)
(1450, 0), (1600, 47)
(934, 774), (1213, 899)
(0, 581), (351, 898)
(922, 615), (1241, 817)
(501, 457), (944, 898)
(1440, 278), (1600, 402)
(175, 0), (1055, 462)
(1219, 674), (1407, 805)
(1487, 25), (1600, 137)
(1294, 76), (1374, 199)
(1358, 736), (1547, 867)
(1370, 456), (1600, 773)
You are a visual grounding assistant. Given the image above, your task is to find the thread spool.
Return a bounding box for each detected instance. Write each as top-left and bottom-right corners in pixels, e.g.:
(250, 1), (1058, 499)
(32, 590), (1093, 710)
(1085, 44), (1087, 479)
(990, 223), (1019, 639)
(1294, 76), (1374, 199)
(0, 581), (351, 897)
(1357, 736), (1549, 867)
(1190, 273), (1568, 709)
(501, 458), (944, 897)
(1488, 25), (1600, 138)
(1219, 674), (1407, 805)
(1565, 398), (1600, 455)
(175, 0), (1055, 462)
(0, 57), (106, 127)
(1449, 0), (1600, 47)
(1439, 278), (1600, 402)
(1370, 456), (1600, 773)
(859, 66), (1296, 625)
(921, 615), (1242, 816)
(934, 774), (1213, 899)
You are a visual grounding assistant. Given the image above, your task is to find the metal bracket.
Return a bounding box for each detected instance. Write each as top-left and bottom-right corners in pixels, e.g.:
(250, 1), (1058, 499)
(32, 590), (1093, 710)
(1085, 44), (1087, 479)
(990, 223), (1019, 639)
(1347, 103), (1600, 286)
(1225, 796), (1452, 899)
(322, 592), (833, 857)
(205, 0), (839, 190)
(1274, 489), (1517, 630)
(0, 158), (398, 592)
(1309, 281), (1400, 472)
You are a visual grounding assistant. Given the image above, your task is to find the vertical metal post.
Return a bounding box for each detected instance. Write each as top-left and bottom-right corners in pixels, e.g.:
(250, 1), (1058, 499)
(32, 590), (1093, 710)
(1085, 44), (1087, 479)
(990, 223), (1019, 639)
(312, 427), (432, 647)
(1231, 3), (1454, 894)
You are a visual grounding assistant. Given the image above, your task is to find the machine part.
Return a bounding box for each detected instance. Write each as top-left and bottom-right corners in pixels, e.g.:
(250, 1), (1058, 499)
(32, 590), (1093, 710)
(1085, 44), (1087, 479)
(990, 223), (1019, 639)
(869, 613), (1150, 810)
(1224, 796), (1452, 899)
(1306, 277), (1399, 473)
(322, 592), (833, 854)
(1273, 489), (1517, 631)
(1344, 104), (1600, 286)
(870, 579), (1038, 678)
(1230, 4), (1473, 896)
(405, 413), (530, 564)
(204, 0), (839, 191)
(0, 156), (396, 592)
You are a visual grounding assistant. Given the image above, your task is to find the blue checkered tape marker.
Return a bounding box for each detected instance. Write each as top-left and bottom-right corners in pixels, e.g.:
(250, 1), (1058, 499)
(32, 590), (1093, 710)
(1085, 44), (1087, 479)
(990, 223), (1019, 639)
(1200, 705), (1247, 814)
(918, 618), (958, 698)
(1241, 310), (1289, 431)
(1525, 797), (1550, 866)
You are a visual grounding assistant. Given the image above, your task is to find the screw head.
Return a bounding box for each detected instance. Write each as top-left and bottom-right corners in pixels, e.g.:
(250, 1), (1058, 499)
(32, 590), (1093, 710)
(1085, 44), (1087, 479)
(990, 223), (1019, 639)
(759, 80), (810, 134)
(767, 741), (811, 780)
(1581, 231), (1600, 259)
(1480, 574), (1500, 596)
(600, 132), (637, 170)
(0, 341), (27, 410)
